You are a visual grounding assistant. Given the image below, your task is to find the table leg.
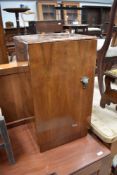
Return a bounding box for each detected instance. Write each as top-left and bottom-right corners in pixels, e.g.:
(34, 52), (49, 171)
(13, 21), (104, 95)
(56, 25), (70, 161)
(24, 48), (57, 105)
(15, 12), (20, 33)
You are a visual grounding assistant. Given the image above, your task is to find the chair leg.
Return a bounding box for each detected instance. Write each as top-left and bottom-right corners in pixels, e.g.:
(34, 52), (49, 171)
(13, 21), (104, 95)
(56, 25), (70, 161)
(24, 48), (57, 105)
(100, 75), (111, 108)
(0, 119), (15, 164)
(97, 67), (104, 96)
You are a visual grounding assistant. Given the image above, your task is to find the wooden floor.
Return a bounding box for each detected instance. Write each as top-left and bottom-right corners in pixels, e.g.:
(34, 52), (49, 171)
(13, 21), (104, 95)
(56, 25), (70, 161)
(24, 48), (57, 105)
(0, 123), (111, 175)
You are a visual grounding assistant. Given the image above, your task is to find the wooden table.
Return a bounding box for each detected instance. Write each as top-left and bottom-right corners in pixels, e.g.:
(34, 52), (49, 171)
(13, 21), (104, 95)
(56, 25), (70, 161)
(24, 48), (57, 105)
(14, 33), (96, 152)
(0, 126), (112, 175)
(63, 24), (88, 34)
(3, 8), (30, 30)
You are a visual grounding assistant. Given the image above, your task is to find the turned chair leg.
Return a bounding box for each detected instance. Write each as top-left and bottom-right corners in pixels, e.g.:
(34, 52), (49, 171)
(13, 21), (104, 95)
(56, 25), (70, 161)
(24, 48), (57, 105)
(0, 116), (15, 164)
(97, 64), (104, 96)
(100, 75), (111, 108)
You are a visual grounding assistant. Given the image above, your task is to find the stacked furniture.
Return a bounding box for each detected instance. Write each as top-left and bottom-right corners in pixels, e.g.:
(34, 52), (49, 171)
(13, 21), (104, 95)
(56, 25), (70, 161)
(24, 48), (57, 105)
(91, 69), (117, 174)
(96, 0), (117, 95)
(0, 33), (113, 173)
(93, 1), (117, 172)
(14, 33), (96, 152)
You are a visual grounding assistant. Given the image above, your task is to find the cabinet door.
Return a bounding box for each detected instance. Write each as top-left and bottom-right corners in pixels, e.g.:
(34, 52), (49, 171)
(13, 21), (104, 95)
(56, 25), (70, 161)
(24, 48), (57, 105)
(28, 38), (96, 152)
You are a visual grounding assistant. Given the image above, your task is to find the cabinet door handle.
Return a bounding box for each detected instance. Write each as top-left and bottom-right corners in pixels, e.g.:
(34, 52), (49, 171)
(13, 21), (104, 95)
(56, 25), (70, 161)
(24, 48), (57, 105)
(81, 76), (89, 89)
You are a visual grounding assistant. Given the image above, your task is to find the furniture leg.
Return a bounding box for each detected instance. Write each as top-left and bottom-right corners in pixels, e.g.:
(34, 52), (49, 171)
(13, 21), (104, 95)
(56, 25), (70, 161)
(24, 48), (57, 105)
(100, 76), (111, 107)
(0, 118), (15, 164)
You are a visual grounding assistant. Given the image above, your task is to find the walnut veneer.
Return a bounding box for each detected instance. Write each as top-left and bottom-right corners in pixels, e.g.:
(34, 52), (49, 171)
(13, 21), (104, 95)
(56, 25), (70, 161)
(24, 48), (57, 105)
(0, 62), (34, 125)
(14, 33), (96, 152)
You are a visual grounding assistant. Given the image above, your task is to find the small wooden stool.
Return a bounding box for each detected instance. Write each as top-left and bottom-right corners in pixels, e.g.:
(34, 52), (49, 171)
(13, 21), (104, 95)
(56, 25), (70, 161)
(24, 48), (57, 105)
(0, 115), (15, 164)
(100, 69), (117, 109)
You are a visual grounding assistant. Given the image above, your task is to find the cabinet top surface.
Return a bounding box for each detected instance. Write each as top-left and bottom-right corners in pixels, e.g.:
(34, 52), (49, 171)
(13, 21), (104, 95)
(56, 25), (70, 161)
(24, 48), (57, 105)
(14, 33), (96, 44)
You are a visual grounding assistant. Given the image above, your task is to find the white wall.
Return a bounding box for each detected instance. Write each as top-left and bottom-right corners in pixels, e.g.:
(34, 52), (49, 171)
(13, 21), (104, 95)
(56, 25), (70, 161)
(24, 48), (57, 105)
(80, 2), (111, 7)
(0, 1), (37, 28)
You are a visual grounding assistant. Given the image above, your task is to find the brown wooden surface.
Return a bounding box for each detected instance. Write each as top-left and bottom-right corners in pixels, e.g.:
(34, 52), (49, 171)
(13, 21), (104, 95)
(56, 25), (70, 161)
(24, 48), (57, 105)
(14, 33), (96, 43)
(0, 62), (34, 123)
(0, 124), (111, 175)
(14, 33), (96, 62)
(15, 39), (28, 61)
(0, 8), (8, 64)
(100, 75), (117, 108)
(4, 27), (30, 43)
(4, 27), (30, 59)
(109, 141), (117, 157)
(15, 33), (97, 151)
(90, 130), (117, 174)
(28, 20), (63, 34)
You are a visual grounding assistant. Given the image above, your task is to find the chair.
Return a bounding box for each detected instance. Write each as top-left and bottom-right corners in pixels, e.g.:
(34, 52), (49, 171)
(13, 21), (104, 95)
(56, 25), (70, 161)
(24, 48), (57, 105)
(100, 68), (117, 109)
(91, 106), (117, 174)
(0, 115), (15, 164)
(5, 21), (14, 28)
(97, 0), (117, 95)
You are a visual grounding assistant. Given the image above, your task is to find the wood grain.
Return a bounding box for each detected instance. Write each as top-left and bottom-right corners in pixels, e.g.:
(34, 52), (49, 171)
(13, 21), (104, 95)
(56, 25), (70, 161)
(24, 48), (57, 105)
(0, 62), (34, 124)
(0, 124), (111, 175)
(28, 20), (63, 34)
(100, 75), (117, 108)
(23, 34), (97, 151)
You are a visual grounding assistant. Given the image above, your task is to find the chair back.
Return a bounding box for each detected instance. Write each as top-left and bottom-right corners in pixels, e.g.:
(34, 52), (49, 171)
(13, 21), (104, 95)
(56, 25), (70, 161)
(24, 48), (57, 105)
(97, 0), (117, 60)
(97, 0), (117, 95)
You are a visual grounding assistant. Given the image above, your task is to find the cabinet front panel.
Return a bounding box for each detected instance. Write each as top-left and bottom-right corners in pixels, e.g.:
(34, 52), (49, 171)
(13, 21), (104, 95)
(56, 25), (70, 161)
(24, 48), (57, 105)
(29, 39), (96, 151)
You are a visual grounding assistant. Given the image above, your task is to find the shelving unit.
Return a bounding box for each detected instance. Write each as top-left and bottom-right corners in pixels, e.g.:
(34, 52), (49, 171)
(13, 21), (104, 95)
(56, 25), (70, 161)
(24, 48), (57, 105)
(62, 1), (80, 24)
(66, 5), (78, 23)
(37, 0), (58, 21)
(82, 6), (111, 27)
(42, 4), (56, 20)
